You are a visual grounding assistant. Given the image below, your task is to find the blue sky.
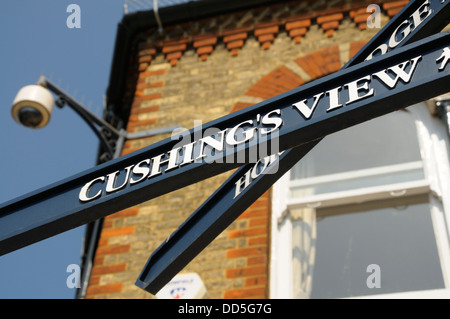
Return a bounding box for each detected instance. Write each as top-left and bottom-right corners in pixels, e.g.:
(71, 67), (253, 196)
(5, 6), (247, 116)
(0, 0), (126, 298)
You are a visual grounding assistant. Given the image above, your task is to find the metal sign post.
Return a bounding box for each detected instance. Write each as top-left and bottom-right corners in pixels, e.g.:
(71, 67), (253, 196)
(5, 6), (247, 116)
(136, 0), (450, 294)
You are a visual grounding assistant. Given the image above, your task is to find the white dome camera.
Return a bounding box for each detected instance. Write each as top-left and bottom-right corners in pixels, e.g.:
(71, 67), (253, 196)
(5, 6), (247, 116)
(11, 85), (54, 129)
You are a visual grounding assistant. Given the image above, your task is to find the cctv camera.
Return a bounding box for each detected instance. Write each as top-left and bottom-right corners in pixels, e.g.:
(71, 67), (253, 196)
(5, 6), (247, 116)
(11, 85), (54, 129)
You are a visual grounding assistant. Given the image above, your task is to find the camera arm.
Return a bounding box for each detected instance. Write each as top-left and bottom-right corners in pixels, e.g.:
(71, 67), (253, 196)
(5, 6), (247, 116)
(37, 75), (121, 160)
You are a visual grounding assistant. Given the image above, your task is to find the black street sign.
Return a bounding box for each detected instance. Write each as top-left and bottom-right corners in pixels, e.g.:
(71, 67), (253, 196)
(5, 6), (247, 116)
(136, 0), (450, 294)
(0, 32), (447, 259)
(0, 0), (448, 291)
(1, 29), (449, 258)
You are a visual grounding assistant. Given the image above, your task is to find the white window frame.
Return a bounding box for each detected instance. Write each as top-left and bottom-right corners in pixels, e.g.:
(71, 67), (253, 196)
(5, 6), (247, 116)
(270, 102), (450, 299)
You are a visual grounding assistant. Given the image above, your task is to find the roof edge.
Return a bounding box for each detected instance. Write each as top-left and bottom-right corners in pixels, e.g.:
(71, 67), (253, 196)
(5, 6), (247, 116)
(106, 0), (289, 120)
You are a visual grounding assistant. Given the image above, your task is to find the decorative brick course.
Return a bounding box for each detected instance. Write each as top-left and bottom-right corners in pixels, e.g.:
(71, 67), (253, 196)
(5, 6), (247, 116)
(246, 66), (305, 100)
(91, 263), (127, 276)
(383, 0), (410, 16)
(95, 244), (131, 256)
(123, 0), (407, 65)
(99, 225), (135, 238)
(86, 283), (123, 296)
(295, 46), (341, 79)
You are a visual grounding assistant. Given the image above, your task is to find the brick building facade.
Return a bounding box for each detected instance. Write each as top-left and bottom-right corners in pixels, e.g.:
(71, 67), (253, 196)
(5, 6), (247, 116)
(83, 0), (450, 299)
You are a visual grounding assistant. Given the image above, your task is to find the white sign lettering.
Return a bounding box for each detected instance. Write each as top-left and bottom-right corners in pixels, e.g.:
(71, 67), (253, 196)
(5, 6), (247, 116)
(365, 0), (432, 61)
(79, 54), (422, 203)
(234, 152), (283, 199)
(293, 56), (421, 120)
(79, 109), (283, 202)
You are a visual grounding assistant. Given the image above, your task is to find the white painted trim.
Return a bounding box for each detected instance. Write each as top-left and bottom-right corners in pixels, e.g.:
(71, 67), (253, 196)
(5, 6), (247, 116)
(270, 171), (293, 299)
(287, 179), (430, 211)
(409, 103), (450, 290)
(289, 161), (423, 189)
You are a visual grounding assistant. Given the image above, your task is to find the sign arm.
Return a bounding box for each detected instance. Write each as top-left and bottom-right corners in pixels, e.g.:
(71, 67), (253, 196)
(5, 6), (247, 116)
(135, 141), (320, 294)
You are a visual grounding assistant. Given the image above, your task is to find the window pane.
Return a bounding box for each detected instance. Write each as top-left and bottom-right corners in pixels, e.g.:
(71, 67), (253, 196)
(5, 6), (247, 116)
(290, 110), (423, 180)
(300, 197), (445, 299)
